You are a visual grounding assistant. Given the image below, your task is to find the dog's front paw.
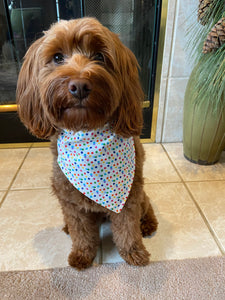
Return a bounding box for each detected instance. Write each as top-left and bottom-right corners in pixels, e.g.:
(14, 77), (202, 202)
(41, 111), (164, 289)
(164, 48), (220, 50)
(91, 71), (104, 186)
(62, 224), (69, 234)
(119, 243), (150, 266)
(141, 211), (158, 237)
(68, 250), (95, 270)
(141, 217), (158, 237)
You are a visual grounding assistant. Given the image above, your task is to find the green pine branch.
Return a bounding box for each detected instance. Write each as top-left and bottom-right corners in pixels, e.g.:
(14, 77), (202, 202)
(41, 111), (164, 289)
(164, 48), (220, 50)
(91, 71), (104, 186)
(186, 0), (225, 111)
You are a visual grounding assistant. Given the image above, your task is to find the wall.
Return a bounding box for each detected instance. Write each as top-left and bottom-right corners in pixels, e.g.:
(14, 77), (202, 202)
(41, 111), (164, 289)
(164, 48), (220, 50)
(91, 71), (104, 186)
(156, 0), (199, 142)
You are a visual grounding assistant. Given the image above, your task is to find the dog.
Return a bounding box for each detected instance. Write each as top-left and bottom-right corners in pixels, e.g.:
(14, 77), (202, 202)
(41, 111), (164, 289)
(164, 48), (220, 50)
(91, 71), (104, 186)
(16, 17), (158, 270)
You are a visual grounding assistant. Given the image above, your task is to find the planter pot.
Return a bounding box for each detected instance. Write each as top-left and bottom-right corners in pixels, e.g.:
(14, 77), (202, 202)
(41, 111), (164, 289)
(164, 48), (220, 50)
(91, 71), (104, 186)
(183, 68), (225, 165)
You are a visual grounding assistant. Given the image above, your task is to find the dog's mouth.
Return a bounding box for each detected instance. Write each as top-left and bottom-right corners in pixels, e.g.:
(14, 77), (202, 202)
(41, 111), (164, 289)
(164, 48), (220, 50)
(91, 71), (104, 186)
(64, 104), (86, 110)
(59, 104), (88, 125)
(57, 103), (108, 132)
(61, 101), (88, 112)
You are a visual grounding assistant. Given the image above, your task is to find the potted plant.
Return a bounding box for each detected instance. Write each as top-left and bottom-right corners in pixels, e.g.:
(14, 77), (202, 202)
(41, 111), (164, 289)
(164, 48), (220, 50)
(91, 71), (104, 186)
(183, 0), (225, 165)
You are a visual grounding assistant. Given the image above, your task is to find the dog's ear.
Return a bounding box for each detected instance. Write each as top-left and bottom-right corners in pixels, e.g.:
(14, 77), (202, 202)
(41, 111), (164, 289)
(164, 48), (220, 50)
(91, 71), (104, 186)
(112, 36), (144, 137)
(16, 37), (55, 139)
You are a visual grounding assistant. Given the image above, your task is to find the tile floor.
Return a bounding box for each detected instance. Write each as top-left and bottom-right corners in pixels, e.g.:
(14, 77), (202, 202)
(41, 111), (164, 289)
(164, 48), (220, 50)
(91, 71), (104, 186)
(0, 143), (225, 271)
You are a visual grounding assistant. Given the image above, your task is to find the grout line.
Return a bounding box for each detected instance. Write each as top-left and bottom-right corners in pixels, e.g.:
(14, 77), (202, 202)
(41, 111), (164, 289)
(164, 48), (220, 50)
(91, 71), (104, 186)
(0, 146), (32, 208)
(145, 181), (181, 185)
(161, 143), (225, 255)
(184, 183), (225, 256)
(10, 187), (52, 191)
(145, 178), (225, 184)
(161, 143), (184, 181)
(178, 179), (225, 183)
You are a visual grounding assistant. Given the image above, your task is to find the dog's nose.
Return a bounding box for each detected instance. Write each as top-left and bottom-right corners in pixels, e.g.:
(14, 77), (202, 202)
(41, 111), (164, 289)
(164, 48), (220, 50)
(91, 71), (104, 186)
(68, 80), (91, 100)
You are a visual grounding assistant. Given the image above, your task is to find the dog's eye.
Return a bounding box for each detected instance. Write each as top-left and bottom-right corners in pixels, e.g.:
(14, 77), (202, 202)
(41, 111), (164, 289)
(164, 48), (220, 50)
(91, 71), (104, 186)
(53, 53), (64, 65)
(93, 53), (104, 63)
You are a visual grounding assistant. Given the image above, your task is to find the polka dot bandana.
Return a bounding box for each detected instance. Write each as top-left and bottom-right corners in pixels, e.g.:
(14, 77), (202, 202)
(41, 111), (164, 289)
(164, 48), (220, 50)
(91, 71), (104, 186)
(57, 124), (135, 213)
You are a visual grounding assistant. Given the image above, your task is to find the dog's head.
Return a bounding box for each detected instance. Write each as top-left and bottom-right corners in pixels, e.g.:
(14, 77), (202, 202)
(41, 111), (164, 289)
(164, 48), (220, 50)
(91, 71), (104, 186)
(16, 17), (144, 138)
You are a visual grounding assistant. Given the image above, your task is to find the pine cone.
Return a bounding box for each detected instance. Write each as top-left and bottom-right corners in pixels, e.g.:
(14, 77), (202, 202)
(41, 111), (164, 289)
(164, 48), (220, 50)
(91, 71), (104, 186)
(198, 0), (213, 25)
(203, 17), (225, 53)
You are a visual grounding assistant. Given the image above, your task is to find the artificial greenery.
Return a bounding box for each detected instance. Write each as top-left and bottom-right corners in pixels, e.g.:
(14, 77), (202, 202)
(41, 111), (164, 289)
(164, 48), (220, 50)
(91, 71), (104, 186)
(187, 0), (225, 58)
(186, 0), (225, 113)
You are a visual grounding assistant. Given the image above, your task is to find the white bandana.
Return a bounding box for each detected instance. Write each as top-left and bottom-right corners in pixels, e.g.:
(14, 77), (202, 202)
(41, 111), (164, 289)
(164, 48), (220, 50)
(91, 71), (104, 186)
(57, 125), (135, 213)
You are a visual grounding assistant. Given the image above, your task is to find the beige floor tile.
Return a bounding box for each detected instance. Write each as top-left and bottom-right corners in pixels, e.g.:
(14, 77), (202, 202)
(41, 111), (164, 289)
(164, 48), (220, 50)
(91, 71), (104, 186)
(0, 189), (102, 271)
(144, 183), (221, 260)
(143, 144), (181, 183)
(187, 181), (225, 253)
(101, 183), (221, 264)
(164, 143), (225, 181)
(0, 148), (28, 190)
(12, 148), (53, 189)
(0, 189), (69, 271)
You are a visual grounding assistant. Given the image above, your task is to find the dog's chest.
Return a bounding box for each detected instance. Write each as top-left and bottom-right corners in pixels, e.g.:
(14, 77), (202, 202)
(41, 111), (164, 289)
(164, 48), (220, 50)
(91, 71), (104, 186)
(57, 125), (135, 213)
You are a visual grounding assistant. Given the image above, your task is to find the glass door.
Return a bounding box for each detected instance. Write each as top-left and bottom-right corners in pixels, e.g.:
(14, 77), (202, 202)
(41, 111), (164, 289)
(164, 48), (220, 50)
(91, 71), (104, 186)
(83, 0), (160, 139)
(0, 0), (161, 143)
(0, 0), (58, 143)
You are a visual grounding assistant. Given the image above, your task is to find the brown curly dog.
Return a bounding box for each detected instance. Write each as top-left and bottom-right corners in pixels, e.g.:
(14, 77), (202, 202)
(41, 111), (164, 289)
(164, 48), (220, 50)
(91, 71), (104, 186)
(16, 17), (158, 270)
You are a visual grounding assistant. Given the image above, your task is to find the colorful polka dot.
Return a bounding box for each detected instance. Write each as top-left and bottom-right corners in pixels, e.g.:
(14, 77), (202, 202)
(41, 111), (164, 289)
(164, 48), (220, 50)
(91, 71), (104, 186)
(57, 124), (135, 213)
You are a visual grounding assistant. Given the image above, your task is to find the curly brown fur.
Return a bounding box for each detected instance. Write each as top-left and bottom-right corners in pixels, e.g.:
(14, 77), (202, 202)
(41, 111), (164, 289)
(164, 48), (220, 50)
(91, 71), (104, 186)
(16, 17), (158, 270)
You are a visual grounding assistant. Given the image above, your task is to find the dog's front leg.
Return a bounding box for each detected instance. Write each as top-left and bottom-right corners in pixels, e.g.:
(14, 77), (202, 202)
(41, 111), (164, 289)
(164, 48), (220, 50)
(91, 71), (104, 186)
(60, 201), (100, 270)
(110, 204), (150, 266)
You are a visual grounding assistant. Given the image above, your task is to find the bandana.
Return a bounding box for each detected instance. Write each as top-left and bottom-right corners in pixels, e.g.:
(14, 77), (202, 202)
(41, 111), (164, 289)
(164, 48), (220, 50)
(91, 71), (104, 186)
(57, 125), (135, 213)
